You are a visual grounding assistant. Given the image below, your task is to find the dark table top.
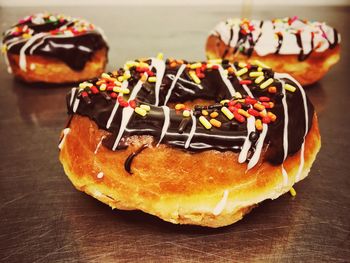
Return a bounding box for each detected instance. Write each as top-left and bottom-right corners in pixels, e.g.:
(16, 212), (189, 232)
(0, 5), (349, 263)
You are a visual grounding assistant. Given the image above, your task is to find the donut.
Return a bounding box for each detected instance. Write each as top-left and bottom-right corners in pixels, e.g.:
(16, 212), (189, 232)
(206, 17), (340, 86)
(2, 12), (108, 84)
(59, 55), (321, 227)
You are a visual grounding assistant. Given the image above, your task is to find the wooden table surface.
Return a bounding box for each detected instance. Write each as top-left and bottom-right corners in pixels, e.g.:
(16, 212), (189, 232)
(0, 5), (349, 263)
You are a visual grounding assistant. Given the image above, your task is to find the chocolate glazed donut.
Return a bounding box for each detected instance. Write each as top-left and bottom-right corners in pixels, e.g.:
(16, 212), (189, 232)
(2, 13), (108, 83)
(59, 56), (320, 227)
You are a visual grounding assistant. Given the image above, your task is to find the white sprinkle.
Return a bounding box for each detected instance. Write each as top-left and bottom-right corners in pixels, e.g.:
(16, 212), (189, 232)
(97, 172), (104, 179)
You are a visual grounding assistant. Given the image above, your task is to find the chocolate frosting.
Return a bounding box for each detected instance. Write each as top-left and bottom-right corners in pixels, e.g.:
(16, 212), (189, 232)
(65, 58), (314, 168)
(2, 13), (108, 71)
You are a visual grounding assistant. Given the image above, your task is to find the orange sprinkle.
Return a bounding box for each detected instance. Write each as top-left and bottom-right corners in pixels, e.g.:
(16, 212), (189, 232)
(268, 86), (277, 93)
(210, 118), (222, 128)
(238, 109), (250, 118)
(175, 104), (185, 110)
(267, 112), (277, 122)
(210, 111), (219, 118)
(254, 103), (265, 111)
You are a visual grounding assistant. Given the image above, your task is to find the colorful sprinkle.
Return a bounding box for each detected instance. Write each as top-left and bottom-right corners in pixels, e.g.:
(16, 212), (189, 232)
(235, 67), (248, 77)
(135, 107), (147, 117)
(255, 75), (265, 84)
(199, 116), (212, 129)
(221, 106), (234, 120)
(284, 83), (296, 92)
(260, 78), (274, 89)
(210, 118), (222, 128)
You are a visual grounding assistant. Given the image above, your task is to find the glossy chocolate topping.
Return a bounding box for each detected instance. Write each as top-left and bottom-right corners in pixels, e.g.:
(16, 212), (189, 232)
(65, 57), (314, 170)
(2, 13), (108, 71)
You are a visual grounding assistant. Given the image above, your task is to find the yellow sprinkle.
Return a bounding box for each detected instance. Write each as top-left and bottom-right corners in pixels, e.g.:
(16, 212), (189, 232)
(123, 71), (131, 80)
(22, 33), (32, 39)
(290, 187), (297, 197)
(135, 107), (147, 117)
(101, 73), (111, 79)
(238, 62), (247, 68)
(210, 111), (219, 118)
(234, 92), (242, 99)
(255, 119), (263, 131)
(140, 104), (151, 111)
(114, 80), (122, 86)
(238, 109), (250, 118)
(254, 103), (265, 111)
(220, 99), (230, 105)
(141, 74), (148, 82)
(148, 76), (157, 83)
(117, 76), (124, 82)
(157, 52), (164, 60)
(210, 118), (222, 128)
(125, 60), (138, 68)
(189, 70), (201, 84)
(284, 83), (296, 92)
(175, 104), (185, 110)
(99, 83), (107, 91)
(202, 110), (209, 116)
(199, 116), (212, 129)
(190, 62), (202, 69)
(221, 106), (234, 120)
(253, 60), (270, 69)
(139, 62), (149, 68)
(206, 63), (213, 69)
(249, 71), (264, 77)
(255, 75), (265, 84)
(113, 86), (130, 94)
(208, 59), (222, 64)
(79, 82), (92, 89)
(257, 67), (263, 72)
(260, 78), (274, 89)
(235, 67), (248, 77)
(183, 110), (190, 117)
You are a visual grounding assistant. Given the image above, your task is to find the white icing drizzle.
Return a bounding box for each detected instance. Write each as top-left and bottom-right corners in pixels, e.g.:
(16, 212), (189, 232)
(218, 65), (235, 96)
(72, 96), (80, 113)
(19, 32), (46, 71)
(157, 106), (170, 146)
(69, 87), (77, 106)
(212, 18), (340, 56)
(94, 136), (105, 154)
(231, 63), (253, 97)
(184, 111), (197, 149)
(167, 74), (203, 90)
(151, 58), (166, 106)
(213, 190), (229, 216)
(247, 123), (268, 170)
(278, 76), (290, 187)
(58, 128), (70, 149)
(238, 116), (255, 163)
(110, 71), (151, 150)
(163, 64), (186, 105)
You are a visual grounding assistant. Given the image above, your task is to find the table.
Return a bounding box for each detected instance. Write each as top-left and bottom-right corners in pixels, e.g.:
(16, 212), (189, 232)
(0, 5), (349, 262)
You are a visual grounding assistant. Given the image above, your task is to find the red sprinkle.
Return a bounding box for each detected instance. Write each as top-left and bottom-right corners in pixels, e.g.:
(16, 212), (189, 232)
(129, 100), (136, 109)
(248, 108), (260, 117)
(212, 65), (219, 70)
(147, 70), (154, 76)
(233, 111), (245, 123)
(107, 85), (114, 91)
(81, 91), (88, 97)
(239, 80), (252, 85)
(90, 86), (99, 94)
(259, 96), (270, 102)
(262, 116), (271, 124)
(228, 100), (237, 107)
(228, 106), (237, 113)
(110, 92), (118, 99)
(262, 102), (272, 108)
(120, 101), (129, 107)
(245, 97), (257, 105)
